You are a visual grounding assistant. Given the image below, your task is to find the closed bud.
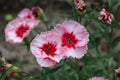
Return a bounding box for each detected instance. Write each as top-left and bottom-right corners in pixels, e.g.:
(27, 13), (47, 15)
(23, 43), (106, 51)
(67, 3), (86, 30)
(74, 0), (87, 14)
(115, 67), (120, 77)
(99, 8), (114, 24)
(32, 6), (46, 21)
(4, 64), (21, 72)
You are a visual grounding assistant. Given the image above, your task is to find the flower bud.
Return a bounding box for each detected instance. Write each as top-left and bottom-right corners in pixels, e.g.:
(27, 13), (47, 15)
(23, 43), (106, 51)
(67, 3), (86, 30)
(4, 64), (21, 72)
(32, 6), (46, 21)
(99, 8), (114, 24)
(115, 67), (120, 77)
(74, 0), (87, 14)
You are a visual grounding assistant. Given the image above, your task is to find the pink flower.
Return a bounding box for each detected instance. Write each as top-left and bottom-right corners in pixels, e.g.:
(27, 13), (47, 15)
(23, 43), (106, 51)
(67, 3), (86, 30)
(89, 77), (106, 80)
(52, 20), (89, 58)
(5, 8), (40, 44)
(30, 31), (65, 67)
(99, 8), (113, 24)
(5, 18), (39, 44)
(74, 0), (87, 12)
(36, 58), (57, 67)
(18, 8), (40, 27)
(115, 67), (120, 77)
(18, 8), (35, 19)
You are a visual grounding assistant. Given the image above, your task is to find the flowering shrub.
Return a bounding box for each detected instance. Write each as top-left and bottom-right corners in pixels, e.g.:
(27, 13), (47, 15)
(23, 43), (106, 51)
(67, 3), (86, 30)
(1, 0), (120, 80)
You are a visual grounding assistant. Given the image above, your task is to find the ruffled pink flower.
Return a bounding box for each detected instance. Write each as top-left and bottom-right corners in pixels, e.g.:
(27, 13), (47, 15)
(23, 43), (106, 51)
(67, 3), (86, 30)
(30, 31), (65, 67)
(18, 8), (40, 27)
(5, 18), (39, 44)
(18, 8), (35, 19)
(99, 8), (113, 24)
(36, 58), (57, 67)
(52, 20), (89, 58)
(89, 77), (106, 80)
(74, 0), (87, 12)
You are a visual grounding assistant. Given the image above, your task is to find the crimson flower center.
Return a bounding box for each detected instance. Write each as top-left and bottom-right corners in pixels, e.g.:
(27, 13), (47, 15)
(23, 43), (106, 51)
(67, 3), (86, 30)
(62, 32), (78, 48)
(75, 0), (79, 3)
(16, 25), (29, 38)
(26, 15), (32, 18)
(40, 42), (56, 56)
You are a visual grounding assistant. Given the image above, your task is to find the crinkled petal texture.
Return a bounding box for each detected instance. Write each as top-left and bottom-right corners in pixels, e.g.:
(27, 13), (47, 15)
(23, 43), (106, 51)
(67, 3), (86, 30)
(99, 8), (112, 24)
(52, 20), (89, 58)
(18, 8), (34, 19)
(74, 0), (87, 12)
(89, 77), (106, 80)
(5, 18), (39, 44)
(30, 31), (65, 67)
(36, 58), (57, 67)
(18, 8), (40, 27)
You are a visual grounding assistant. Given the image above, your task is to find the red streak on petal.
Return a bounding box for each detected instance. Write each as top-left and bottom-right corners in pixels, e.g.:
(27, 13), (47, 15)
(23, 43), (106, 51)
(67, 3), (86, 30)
(16, 24), (29, 38)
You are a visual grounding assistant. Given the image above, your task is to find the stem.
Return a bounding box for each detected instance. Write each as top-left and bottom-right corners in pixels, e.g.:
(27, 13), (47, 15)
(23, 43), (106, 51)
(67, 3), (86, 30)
(43, 20), (49, 30)
(72, 0), (78, 21)
(79, 16), (82, 24)
(108, 25), (113, 53)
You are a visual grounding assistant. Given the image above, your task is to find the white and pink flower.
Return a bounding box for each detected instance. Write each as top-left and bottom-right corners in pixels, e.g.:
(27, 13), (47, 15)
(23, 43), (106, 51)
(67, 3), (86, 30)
(18, 8), (40, 27)
(30, 31), (65, 67)
(5, 18), (39, 44)
(99, 8), (113, 24)
(18, 8), (34, 19)
(52, 20), (89, 58)
(5, 8), (40, 44)
(89, 77), (106, 80)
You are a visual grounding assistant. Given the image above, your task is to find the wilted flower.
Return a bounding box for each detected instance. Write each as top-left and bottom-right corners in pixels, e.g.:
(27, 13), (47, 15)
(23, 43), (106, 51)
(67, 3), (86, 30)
(30, 31), (65, 67)
(115, 67), (120, 77)
(52, 20), (89, 58)
(74, 0), (87, 14)
(99, 8), (114, 24)
(32, 6), (46, 21)
(89, 77), (106, 80)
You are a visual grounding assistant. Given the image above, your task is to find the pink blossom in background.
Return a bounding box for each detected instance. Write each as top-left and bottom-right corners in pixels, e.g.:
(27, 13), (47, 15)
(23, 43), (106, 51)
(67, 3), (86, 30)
(99, 8), (113, 24)
(18, 8), (35, 19)
(74, 0), (87, 12)
(52, 20), (89, 58)
(89, 77), (106, 80)
(18, 8), (40, 27)
(5, 8), (40, 44)
(5, 18), (39, 44)
(30, 31), (65, 67)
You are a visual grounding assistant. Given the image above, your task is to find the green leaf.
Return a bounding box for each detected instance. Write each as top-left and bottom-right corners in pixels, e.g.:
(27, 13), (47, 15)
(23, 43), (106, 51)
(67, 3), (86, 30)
(108, 0), (115, 9)
(44, 65), (62, 75)
(112, 2), (120, 13)
(112, 36), (120, 44)
(108, 42), (120, 58)
(31, 30), (38, 37)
